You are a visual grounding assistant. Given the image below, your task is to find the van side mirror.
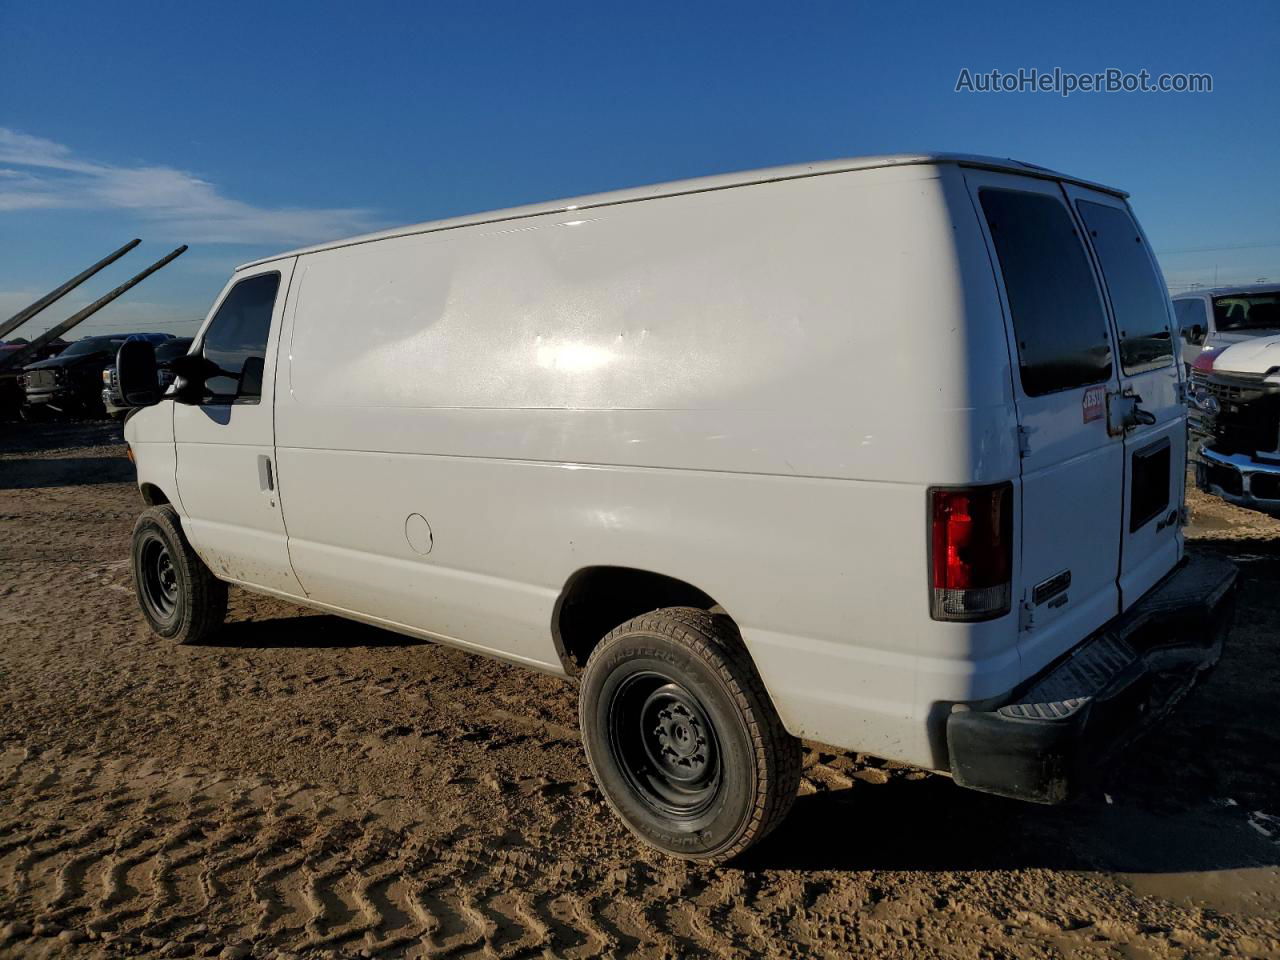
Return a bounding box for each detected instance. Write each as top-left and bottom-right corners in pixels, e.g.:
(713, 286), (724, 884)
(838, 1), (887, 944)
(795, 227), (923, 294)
(1183, 323), (1205, 346)
(239, 355), (265, 398)
(168, 352), (213, 404)
(116, 340), (161, 406)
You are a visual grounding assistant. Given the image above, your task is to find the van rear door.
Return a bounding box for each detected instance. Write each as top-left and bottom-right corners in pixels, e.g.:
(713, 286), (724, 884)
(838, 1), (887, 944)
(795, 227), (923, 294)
(965, 170), (1126, 676)
(1063, 185), (1184, 604)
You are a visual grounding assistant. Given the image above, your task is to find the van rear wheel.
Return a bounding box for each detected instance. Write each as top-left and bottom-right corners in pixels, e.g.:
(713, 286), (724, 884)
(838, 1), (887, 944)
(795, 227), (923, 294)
(579, 607), (801, 863)
(131, 505), (227, 645)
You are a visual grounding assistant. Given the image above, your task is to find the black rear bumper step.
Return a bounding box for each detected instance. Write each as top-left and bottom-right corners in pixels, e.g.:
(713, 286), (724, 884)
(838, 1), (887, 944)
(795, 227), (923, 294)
(947, 554), (1237, 804)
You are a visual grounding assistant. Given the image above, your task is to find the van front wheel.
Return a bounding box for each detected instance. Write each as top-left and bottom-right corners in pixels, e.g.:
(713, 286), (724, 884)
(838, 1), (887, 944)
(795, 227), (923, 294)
(131, 505), (227, 645)
(579, 607), (801, 863)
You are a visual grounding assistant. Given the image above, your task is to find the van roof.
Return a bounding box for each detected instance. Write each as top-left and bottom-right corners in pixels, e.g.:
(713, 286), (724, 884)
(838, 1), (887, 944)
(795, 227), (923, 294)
(1172, 284), (1280, 299)
(239, 153), (1128, 270)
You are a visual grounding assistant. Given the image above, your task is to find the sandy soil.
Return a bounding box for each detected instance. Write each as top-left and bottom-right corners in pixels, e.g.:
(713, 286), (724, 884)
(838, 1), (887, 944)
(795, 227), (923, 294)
(0, 420), (1278, 960)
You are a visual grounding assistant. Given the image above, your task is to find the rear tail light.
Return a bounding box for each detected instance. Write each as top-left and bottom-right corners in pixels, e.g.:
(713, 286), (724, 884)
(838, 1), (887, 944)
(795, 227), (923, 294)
(929, 483), (1013, 621)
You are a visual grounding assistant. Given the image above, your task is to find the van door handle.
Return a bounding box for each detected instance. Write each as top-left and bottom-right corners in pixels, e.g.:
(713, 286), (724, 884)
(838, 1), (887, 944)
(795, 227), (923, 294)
(1107, 391), (1157, 434)
(1124, 391), (1157, 427)
(257, 454), (274, 492)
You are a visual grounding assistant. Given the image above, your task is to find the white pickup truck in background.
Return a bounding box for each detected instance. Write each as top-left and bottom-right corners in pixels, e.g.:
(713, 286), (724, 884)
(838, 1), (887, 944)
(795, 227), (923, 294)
(1194, 331), (1280, 515)
(1174, 285), (1280, 373)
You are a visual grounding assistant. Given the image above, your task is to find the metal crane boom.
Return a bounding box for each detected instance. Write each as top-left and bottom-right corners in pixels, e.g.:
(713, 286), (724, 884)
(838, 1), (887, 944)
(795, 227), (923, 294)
(0, 245), (188, 373)
(0, 238), (142, 341)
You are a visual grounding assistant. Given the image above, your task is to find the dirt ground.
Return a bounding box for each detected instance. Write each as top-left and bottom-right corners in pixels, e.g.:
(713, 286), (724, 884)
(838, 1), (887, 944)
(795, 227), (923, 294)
(1, 421), (1278, 960)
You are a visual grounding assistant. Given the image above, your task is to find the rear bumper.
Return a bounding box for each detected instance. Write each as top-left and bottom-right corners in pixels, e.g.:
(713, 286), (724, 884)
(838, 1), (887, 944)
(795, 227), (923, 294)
(1195, 445), (1280, 514)
(946, 554), (1237, 804)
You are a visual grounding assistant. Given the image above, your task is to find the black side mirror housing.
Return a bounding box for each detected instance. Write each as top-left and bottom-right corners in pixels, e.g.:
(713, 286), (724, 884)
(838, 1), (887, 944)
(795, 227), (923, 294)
(116, 340), (161, 406)
(1183, 323), (1205, 346)
(239, 355), (265, 398)
(168, 352), (212, 404)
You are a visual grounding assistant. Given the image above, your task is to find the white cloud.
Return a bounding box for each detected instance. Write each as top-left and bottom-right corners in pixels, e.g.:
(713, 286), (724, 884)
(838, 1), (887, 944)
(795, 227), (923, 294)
(0, 170), (65, 211)
(0, 128), (379, 245)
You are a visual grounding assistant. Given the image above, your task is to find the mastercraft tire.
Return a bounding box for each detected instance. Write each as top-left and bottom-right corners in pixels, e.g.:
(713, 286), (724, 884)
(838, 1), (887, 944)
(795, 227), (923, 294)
(579, 607), (801, 863)
(131, 505), (228, 645)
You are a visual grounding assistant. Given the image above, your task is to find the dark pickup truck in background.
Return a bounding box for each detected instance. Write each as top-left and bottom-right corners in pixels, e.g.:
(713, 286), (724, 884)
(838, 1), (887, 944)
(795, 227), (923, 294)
(102, 337), (192, 418)
(18, 333), (171, 420)
(0, 339), (66, 419)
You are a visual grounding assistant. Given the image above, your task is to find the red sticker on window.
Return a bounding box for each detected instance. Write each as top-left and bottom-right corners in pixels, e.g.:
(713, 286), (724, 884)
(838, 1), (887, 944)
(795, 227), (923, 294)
(1083, 385), (1105, 423)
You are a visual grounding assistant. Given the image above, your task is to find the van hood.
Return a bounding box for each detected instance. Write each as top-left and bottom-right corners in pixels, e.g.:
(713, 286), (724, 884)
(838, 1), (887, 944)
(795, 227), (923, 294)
(1212, 333), (1280, 376)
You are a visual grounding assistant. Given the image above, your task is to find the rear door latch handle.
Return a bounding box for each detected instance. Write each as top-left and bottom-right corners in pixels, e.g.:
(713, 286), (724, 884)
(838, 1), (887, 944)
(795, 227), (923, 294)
(1107, 390), (1157, 434)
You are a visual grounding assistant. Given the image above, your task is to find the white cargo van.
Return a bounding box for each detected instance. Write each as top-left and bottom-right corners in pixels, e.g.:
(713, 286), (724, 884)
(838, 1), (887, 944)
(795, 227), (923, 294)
(117, 154), (1236, 862)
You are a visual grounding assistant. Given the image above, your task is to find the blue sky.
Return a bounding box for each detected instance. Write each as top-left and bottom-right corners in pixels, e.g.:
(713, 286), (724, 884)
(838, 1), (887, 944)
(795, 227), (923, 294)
(1, 0), (1277, 339)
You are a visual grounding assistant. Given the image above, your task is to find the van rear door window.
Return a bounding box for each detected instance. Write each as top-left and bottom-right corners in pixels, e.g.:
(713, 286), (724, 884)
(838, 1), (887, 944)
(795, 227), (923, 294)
(979, 189), (1113, 396)
(199, 273), (280, 404)
(1076, 200), (1174, 373)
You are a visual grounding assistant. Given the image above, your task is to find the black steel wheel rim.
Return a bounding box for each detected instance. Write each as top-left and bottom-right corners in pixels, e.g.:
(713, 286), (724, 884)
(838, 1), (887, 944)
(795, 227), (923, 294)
(139, 532), (179, 621)
(607, 671), (722, 822)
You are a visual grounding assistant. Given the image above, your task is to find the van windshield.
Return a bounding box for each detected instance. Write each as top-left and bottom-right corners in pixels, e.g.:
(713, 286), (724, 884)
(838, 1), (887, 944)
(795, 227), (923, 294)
(1214, 293), (1280, 331)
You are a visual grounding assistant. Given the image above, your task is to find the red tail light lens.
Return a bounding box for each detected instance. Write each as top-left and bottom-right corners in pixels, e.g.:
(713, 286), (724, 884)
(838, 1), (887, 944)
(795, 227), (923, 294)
(930, 483), (1013, 621)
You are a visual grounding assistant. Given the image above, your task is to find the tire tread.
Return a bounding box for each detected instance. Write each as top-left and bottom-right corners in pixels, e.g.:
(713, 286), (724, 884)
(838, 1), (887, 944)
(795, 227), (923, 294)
(131, 505), (227, 645)
(582, 606), (801, 863)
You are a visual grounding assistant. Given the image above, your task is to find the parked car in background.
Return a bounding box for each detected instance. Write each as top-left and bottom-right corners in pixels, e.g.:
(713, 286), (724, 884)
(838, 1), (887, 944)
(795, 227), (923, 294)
(19, 332), (170, 420)
(0, 339), (66, 419)
(115, 154), (1236, 863)
(1173, 284), (1280, 372)
(102, 337), (192, 418)
(2, 338), (68, 362)
(1194, 331), (1280, 516)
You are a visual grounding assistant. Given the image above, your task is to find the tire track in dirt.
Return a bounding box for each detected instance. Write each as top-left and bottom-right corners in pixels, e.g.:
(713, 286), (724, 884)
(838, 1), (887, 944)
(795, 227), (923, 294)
(2, 743), (696, 958)
(2, 741), (956, 958)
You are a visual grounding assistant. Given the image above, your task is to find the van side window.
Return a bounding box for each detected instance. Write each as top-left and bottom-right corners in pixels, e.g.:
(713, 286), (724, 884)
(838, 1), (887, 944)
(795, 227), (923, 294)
(1076, 201), (1174, 372)
(198, 273), (281, 404)
(979, 189), (1112, 396)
